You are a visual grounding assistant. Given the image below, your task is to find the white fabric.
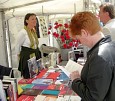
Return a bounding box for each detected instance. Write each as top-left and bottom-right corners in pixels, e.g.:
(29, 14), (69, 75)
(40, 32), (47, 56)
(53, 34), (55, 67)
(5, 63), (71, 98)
(15, 29), (37, 55)
(102, 19), (115, 41)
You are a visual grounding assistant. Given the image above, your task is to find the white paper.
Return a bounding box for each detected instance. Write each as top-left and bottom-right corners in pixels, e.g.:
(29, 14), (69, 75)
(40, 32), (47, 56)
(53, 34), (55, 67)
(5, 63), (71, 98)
(56, 95), (81, 101)
(34, 95), (46, 101)
(64, 95), (81, 101)
(57, 65), (70, 77)
(0, 80), (7, 101)
(57, 59), (83, 77)
(65, 59), (83, 74)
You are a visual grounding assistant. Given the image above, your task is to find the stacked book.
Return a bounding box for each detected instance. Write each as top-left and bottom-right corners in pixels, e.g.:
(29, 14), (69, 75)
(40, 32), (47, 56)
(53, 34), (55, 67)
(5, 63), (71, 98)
(0, 77), (18, 101)
(17, 59), (83, 101)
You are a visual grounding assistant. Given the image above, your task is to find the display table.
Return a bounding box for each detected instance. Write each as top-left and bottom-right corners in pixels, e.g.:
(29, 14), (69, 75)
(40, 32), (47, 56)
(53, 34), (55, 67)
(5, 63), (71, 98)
(17, 66), (81, 101)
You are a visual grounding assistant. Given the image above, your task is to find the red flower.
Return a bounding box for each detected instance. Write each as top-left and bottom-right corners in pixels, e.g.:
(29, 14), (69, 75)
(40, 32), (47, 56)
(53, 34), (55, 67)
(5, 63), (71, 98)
(62, 29), (66, 33)
(48, 26), (52, 30)
(65, 35), (70, 40)
(54, 25), (59, 29)
(48, 31), (51, 34)
(55, 33), (59, 38)
(63, 44), (68, 48)
(69, 42), (73, 47)
(48, 22), (79, 49)
(64, 23), (69, 28)
(58, 24), (63, 27)
(53, 32), (56, 37)
(54, 22), (58, 25)
(75, 43), (78, 47)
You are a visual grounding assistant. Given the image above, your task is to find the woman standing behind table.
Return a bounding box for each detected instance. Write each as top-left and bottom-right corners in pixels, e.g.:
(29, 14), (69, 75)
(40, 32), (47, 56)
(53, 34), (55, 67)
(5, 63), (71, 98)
(15, 13), (41, 79)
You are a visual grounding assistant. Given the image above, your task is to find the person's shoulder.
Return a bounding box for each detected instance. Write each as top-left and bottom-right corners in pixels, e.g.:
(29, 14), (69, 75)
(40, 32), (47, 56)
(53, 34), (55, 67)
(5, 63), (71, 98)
(18, 28), (27, 35)
(16, 28), (27, 38)
(19, 28), (26, 33)
(104, 19), (115, 27)
(102, 27), (110, 35)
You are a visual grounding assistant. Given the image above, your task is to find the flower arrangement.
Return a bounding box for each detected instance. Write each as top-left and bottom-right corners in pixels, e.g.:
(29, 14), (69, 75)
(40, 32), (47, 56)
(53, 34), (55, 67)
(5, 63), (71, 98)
(48, 22), (79, 49)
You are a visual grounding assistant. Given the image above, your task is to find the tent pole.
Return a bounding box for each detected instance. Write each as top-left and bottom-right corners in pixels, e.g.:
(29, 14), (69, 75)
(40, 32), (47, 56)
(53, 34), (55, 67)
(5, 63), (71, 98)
(0, 11), (9, 66)
(42, 5), (44, 15)
(74, 3), (76, 14)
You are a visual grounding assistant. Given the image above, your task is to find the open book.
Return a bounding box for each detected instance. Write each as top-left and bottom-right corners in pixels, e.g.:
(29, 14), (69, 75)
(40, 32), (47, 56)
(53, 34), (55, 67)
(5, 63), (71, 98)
(57, 59), (83, 77)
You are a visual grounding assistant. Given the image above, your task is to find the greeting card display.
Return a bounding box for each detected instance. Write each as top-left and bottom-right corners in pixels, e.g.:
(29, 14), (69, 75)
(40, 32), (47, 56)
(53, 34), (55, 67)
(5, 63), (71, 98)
(38, 16), (48, 37)
(37, 59), (44, 71)
(28, 57), (39, 78)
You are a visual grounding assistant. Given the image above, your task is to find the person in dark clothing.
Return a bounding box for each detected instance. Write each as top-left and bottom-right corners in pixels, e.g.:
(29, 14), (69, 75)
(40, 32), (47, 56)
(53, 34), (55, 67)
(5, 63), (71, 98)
(15, 13), (41, 79)
(0, 65), (14, 79)
(36, 17), (40, 38)
(69, 11), (115, 101)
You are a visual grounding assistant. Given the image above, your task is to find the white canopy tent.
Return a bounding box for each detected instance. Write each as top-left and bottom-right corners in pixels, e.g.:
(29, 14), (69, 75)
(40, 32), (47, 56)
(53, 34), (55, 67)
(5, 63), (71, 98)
(0, 0), (103, 68)
(0, 0), (102, 19)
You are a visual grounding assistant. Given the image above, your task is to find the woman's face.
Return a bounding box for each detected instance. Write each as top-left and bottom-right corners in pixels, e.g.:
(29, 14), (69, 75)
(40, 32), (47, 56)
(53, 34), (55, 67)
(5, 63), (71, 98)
(26, 15), (36, 28)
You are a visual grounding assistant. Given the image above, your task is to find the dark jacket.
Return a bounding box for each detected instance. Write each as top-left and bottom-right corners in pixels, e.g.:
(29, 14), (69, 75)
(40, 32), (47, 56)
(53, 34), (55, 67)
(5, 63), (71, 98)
(72, 35), (115, 101)
(0, 65), (14, 79)
(18, 46), (41, 79)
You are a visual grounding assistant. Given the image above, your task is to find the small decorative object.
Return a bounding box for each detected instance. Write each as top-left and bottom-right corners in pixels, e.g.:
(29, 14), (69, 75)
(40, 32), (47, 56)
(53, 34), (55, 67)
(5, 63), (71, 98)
(60, 48), (72, 61)
(48, 22), (79, 61)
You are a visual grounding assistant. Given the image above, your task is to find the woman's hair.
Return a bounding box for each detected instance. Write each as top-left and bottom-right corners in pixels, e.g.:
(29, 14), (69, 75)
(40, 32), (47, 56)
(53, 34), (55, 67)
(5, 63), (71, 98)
(24, 13), (36, 26)
(100, 3), (115, 19)
(69, 11), (101, 36)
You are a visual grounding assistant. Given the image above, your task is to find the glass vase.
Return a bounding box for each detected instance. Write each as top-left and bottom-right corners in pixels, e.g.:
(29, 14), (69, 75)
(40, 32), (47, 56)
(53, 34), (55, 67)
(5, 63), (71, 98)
(60, 48), (72, 61)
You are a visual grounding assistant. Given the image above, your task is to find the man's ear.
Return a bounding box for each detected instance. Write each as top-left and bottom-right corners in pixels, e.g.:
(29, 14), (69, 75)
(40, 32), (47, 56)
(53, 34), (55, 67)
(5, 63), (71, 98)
(106, 12), (109, 16)
(81, 29), (88, 37)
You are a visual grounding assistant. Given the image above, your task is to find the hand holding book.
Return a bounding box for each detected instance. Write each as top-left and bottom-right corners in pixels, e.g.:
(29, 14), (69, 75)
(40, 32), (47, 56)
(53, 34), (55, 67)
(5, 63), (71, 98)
(70, 71), (80, 81)
(57, 59), (83, 78)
